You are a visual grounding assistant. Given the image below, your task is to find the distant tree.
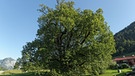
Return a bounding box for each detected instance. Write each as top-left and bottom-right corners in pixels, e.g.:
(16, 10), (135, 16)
(21, 0), (115, 75)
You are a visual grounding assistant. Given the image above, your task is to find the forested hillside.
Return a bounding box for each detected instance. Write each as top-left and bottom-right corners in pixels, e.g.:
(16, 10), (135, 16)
(114, 21), (135, 57)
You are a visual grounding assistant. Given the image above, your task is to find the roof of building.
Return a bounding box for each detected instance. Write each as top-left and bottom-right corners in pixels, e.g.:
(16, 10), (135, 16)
(114, 56), (135, 61)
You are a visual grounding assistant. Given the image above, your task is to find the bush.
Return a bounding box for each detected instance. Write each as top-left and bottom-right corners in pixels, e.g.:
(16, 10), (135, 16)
(118, 63), (130, 69)
(109, 61), (130, 70)
(109, 64), (117, 70)
(108, 61), (117, 69)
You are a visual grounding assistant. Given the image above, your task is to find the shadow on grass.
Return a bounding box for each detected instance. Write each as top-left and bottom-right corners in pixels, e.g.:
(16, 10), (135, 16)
(116, 72), (126, 76)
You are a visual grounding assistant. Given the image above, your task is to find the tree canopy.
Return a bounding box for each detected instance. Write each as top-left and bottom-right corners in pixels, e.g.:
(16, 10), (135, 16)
(21, 0), (115, 76)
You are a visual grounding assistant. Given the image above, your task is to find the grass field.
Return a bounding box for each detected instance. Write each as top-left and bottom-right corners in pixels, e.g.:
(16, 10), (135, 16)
(0, 69), (132, 76)
(0, 70), (36, 76)
(0, 69), (50, 76)
(100, 69), (131, 76)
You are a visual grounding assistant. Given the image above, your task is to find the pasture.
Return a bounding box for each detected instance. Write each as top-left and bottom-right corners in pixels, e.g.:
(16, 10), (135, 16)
(0, 69), (132, 76)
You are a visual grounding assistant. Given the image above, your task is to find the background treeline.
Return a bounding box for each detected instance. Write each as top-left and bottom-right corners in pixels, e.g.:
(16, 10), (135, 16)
(114, 21), (135, 57)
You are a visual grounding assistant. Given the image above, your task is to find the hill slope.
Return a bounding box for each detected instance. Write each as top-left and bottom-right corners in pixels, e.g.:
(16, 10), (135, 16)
(114, 21), (135, 57)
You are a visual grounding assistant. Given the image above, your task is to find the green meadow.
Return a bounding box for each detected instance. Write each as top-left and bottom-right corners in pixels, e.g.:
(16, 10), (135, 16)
(0, 69), (131, 76)
(100, 69), (131, 76)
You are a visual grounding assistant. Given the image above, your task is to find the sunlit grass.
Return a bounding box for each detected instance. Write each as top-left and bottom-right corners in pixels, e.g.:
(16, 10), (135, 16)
(1, 70), (23, 75)
(0, 69), (132, 76)
(100, 69), (131, 76)
(0, 69), (50, 76)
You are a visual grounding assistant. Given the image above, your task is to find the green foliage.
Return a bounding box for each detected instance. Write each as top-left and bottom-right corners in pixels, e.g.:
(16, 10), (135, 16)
(21, 39), (45, 72)
(118, 63), (130, 69)
(114, 21), (135, 57)
(14, 58), (22, 70)
(21, 0), (116, 75)
(108, 61), (117, 70)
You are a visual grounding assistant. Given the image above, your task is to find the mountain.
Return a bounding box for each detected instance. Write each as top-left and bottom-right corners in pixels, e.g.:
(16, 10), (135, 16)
(0, 58), (16, 70)
(114, 21), (135, 57)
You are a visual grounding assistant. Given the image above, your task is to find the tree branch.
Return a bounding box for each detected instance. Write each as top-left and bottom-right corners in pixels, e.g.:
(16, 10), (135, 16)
(80, 31), (90, 44)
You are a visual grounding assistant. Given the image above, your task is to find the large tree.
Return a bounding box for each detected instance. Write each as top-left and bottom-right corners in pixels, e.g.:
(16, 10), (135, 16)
(21, 0), (115, 75)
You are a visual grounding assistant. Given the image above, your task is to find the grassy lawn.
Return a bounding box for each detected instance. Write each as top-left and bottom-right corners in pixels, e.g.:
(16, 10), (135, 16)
(0, 69), (132, 76)
(0, 73), (37, 76)
(0, 70), (50, 76)
(2, 70), (23, 75)
(100, 69), (131, 76)
(0, 70), (36, 76)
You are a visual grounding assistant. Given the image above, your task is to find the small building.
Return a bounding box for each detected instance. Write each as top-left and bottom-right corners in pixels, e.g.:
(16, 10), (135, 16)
(114, 55), (135, 66)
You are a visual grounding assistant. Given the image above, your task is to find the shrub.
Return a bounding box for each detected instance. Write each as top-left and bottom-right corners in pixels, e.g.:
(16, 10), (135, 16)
(108, 61), (117, 69)
(109, 64), (117, 70)
(119, 63), (130, 69)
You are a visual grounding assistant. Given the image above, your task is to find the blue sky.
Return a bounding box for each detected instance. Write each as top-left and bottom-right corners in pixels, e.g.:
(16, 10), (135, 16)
(0, 0), (135, 60)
